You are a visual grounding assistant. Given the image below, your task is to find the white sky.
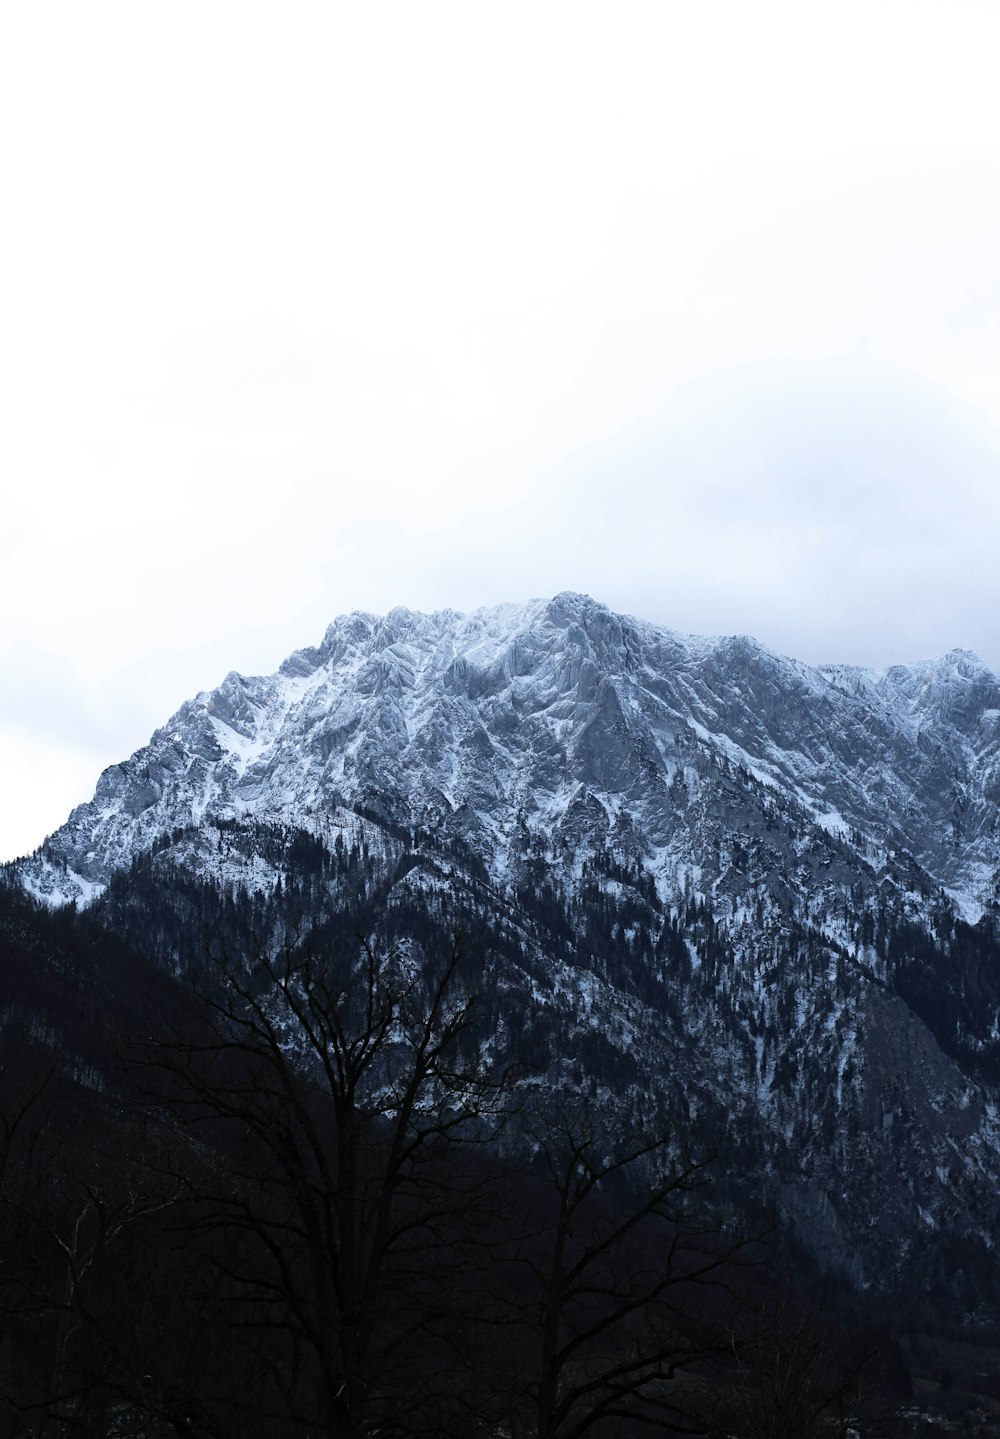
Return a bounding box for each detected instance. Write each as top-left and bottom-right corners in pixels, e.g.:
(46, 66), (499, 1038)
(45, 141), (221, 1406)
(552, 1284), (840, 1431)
(4, 0), (1000, 860)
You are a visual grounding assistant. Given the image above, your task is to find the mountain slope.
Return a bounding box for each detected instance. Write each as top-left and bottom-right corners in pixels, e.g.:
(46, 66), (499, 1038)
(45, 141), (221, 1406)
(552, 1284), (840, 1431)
(9, 592), (1000, 1319)
(16, 592), (1000, 921)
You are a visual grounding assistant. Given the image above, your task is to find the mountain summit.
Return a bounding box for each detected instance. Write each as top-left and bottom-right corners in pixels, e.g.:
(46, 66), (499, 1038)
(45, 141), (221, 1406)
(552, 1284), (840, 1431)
(11, 594), (1000, 1311)
(18, 591), (1000, 923)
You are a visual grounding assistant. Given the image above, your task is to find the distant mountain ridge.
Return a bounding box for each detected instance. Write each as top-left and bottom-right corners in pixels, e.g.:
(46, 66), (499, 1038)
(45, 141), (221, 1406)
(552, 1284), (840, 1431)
(16, 591), (1000, 922)
(10, 593), (1000, 1318)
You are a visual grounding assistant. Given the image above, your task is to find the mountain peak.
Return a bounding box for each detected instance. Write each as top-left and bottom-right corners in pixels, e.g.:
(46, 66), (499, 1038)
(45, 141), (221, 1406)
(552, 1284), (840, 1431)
(13, 596), (1000, 926)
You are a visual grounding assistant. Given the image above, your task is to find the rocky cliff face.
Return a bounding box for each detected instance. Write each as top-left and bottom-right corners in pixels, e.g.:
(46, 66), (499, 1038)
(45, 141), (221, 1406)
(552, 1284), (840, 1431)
(18, 591), (1000, 917)
(12, 593), (1000, 1316)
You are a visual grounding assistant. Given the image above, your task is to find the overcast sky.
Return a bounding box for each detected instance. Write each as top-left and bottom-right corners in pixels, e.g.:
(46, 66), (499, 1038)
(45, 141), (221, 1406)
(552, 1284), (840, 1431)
(3, 1), (1000, 860)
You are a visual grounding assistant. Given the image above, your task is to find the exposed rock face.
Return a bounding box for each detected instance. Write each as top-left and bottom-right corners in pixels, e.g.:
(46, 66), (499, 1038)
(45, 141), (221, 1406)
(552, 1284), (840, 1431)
(18, 593), (1000, 915)
(13, 593), (1000, 1314)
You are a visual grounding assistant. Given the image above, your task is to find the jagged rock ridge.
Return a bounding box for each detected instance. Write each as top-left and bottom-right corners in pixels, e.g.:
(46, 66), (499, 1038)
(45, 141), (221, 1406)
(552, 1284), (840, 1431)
(11, 593), (1000, 1316)
(17, 592), (1000, 919)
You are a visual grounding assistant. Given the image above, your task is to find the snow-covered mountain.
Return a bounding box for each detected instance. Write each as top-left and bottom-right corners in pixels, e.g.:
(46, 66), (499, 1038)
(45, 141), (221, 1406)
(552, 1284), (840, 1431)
(17, 590), (1000, 920)
(12, 592), (1000, 1316)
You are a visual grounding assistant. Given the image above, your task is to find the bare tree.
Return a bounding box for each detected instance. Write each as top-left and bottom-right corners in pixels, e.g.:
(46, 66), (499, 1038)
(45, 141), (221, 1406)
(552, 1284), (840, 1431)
(127, 927), (507, 1438)
(694, 1280), (885, 1439)
(474, 1094), (747, 1439)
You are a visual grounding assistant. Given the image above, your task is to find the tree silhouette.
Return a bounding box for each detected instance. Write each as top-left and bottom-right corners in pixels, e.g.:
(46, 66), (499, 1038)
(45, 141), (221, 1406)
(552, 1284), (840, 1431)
(127, 927), (507, 1438)
(472, 1094), (746, 1438)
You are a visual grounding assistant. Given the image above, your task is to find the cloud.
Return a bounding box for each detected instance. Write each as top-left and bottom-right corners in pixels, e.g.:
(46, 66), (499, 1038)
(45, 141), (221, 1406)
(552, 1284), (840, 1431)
(4, 4), (1000, 857)
(0, 649), (114, 752)
(393, 357), (1000, 671)
(564, 360), (1000, 667)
